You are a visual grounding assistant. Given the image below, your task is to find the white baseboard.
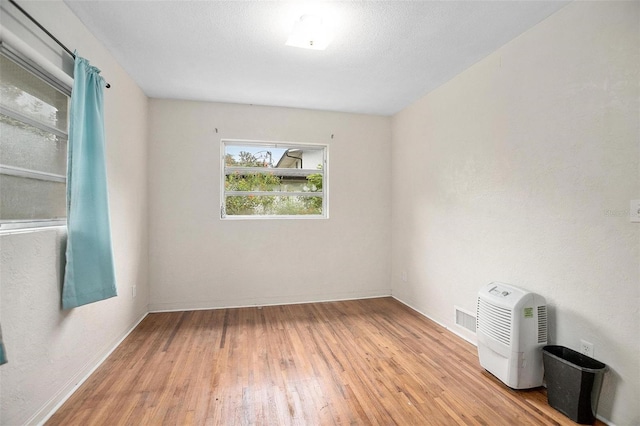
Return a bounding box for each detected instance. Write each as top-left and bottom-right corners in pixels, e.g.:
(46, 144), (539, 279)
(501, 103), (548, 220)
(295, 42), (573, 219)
(596, 415), (614, 426)
(33, 311), (149, 426)
(149, 289), (392, 313)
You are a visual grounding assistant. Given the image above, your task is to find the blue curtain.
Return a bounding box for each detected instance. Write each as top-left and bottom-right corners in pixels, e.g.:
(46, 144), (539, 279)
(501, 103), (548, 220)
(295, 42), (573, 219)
(62, 53), (117, 309)
(0, 324), (7, 365)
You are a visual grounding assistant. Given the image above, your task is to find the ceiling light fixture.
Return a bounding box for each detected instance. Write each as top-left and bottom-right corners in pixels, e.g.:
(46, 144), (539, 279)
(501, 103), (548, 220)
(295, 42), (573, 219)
(286, 15), (331, 51)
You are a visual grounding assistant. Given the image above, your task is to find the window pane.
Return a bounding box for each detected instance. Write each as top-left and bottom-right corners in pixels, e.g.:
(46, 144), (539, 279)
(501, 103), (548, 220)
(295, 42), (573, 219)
(0, 175), (66, 221)
(273, 148), (324, 170)
(225, 195), (323, 216)
(0, 114), (67, 175)
(224, 145), (324, 170)
(225, 173), (323, 193)
(0, 54), (68, 132)
(222, 141), (327, 218)
(224, 147), (280, 168)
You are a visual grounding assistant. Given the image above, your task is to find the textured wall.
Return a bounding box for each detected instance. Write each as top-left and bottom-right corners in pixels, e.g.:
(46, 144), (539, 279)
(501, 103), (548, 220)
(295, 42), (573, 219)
(148, 100), (391, 311)
(391, 2), (639, 425)
(0, 2), (149, 424)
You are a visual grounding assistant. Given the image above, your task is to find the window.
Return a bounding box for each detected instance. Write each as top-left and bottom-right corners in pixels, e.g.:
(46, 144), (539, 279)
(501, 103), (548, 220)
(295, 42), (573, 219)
(0, 51), (70, 231)
(221, 140), (328, 219)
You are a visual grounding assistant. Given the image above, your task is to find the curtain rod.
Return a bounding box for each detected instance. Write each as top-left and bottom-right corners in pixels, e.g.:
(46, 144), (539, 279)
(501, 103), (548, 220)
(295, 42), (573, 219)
(8, 0), (111, 88)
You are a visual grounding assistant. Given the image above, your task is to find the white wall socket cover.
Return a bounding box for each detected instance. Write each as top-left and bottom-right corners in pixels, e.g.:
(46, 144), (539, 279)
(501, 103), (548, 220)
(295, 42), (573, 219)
(580, 339), (594, 358)
(631, 200), (640, 223)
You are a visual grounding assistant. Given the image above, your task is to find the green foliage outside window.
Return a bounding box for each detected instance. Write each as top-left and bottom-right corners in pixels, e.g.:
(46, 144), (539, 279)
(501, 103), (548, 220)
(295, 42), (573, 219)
(224, 151), (323, 216)
(302, 167), (323, 212)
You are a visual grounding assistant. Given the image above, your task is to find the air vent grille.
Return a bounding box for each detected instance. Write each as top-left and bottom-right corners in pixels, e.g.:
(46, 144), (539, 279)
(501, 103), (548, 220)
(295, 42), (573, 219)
(455, 307), (476, 333)
(477, 297), (512, 346)
(537, 305), (548, 344)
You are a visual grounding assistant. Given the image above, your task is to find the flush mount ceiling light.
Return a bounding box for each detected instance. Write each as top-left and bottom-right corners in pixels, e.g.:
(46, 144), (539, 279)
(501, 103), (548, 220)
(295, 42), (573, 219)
(286, 14), (332, 50)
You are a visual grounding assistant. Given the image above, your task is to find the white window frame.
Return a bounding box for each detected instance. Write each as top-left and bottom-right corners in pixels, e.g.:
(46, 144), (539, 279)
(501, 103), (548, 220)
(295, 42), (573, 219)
(0, 43), (71, 233)
(221, 139), (329, 220)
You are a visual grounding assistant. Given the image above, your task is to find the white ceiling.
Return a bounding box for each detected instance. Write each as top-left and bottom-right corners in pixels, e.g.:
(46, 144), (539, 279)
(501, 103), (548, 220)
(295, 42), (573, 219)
(64, 1), (569, 116)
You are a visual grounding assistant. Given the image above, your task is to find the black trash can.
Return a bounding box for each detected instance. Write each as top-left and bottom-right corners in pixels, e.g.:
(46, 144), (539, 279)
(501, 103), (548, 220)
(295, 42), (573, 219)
(542, 345), (607, 425)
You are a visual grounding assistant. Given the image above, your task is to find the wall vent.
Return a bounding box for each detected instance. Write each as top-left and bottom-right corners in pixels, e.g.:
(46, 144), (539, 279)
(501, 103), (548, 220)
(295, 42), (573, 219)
(455, 306), (476, 333)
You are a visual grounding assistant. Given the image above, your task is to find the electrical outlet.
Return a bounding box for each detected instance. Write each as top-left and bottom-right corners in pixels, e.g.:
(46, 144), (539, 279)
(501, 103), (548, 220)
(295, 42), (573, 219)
(132, 285), (137, 299)
(401, 271), (408, 282)
(580, 339), (594, 358)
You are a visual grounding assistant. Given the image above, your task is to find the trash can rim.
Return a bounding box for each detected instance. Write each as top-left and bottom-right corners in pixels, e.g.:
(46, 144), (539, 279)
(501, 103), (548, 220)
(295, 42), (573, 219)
(543, 345), (607, 373)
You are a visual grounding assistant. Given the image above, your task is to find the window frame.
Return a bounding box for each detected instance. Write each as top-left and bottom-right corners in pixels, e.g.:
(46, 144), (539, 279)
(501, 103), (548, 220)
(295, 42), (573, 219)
(220, 139), (329, 220)
(0, 44), (71, 233)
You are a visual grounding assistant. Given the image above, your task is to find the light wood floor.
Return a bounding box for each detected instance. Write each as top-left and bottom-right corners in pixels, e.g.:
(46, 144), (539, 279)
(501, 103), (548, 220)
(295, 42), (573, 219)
(47, 297), (601, 425)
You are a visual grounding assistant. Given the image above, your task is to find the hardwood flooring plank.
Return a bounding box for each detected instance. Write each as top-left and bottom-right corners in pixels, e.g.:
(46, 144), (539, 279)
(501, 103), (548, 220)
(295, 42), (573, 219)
(47, 298), (605, 425)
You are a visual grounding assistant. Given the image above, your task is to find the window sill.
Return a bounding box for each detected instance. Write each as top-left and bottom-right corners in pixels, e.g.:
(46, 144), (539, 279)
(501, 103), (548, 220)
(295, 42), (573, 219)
(221, 215), (328, 221)
(0, 220), (66, 235)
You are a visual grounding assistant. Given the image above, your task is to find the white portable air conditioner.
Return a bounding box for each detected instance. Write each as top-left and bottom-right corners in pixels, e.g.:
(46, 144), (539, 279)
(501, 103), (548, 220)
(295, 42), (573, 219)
(476, 282), (547, 389)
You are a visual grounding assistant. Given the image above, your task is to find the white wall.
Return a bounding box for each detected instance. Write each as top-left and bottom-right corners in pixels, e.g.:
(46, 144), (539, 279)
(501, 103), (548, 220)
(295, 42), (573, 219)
(149, 100), (391, 311)
(2, 0), (636, 424)
(391, 2), (639, 425)
(0, 1), (149, 424)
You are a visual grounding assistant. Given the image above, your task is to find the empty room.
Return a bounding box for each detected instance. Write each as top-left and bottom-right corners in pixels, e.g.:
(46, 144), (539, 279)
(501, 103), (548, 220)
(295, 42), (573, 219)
(0, 0), (638, 425)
